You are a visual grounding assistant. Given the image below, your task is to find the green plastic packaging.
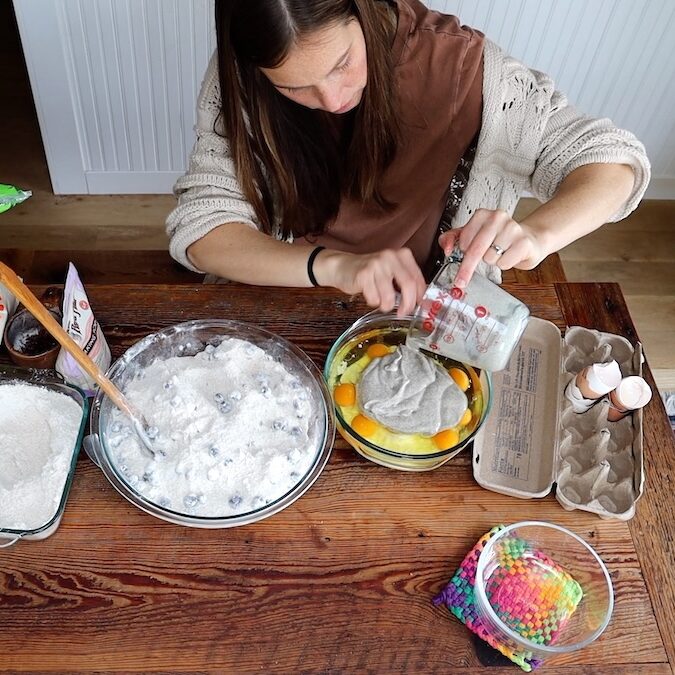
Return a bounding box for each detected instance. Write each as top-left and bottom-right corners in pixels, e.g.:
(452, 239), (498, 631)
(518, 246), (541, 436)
(0, 184), (32, 213)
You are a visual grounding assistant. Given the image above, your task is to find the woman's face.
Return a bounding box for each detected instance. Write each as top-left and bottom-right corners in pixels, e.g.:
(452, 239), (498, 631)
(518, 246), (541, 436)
(260, 18), (368, 114)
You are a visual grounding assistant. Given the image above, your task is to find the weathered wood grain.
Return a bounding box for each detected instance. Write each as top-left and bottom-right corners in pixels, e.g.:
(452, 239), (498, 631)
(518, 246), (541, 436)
(0, 249), (203, 285)
(0, 282), (671, 672)
(560, 230), (675, 264)
(562, 261), (675, 296)
(0, 458), (667, 672)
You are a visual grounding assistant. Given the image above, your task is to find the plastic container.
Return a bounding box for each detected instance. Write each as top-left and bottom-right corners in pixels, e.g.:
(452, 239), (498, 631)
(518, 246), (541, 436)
(85, 320), (335, 528)
(0, 366), (88, 548)
(472, 319), (645, 520)
(474, 522), (614, 663)
(324, 310), (492, 471)
(407, 258), (530, 371)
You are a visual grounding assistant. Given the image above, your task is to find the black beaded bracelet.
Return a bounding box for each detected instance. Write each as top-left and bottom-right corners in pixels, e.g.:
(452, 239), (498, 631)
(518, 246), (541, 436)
(307, 246), (325, 287)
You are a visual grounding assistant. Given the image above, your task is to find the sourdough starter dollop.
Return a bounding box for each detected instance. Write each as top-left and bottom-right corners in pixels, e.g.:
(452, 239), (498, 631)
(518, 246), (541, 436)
(358, 345), (467, 435)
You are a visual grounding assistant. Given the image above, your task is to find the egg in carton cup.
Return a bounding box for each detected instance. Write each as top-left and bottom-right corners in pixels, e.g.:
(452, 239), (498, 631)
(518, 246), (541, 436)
(472, 318), (645, 521)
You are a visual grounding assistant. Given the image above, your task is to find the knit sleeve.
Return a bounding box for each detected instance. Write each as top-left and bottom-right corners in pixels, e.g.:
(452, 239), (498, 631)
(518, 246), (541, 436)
(530, 87), (651, 222)
(166, 53), (260, 273)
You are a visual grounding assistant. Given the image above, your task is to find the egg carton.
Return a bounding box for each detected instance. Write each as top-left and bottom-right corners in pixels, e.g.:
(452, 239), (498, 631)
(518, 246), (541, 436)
(472, 319), (645, 521)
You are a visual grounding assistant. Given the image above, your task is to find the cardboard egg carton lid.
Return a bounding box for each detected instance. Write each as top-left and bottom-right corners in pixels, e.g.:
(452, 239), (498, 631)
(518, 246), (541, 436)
(472, 318), (645, 521)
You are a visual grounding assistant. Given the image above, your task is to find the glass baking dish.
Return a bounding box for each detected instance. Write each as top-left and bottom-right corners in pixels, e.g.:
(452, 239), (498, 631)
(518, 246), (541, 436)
(0, 365), (89, 548)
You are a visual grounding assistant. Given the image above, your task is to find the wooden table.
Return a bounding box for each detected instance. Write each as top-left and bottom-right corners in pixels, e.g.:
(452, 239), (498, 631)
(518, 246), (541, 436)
(1, 282), (673, 674)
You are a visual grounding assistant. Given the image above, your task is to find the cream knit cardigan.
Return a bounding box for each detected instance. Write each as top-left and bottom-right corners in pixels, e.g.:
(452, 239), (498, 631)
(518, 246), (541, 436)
(167, 40), (650, 278)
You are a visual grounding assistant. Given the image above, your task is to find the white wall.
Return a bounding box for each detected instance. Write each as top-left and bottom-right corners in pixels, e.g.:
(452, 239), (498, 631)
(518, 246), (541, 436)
(14, 0), (216, 194)
(438, 0), (675, 199)
(14, 0), (675, 196)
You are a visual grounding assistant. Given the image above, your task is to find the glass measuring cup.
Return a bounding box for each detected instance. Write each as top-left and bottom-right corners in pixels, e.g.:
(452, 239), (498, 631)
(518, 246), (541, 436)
(406, 250), (530, 371)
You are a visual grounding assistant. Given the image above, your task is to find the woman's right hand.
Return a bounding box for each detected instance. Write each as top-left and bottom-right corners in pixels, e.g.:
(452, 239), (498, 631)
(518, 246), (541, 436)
(314, 248), (427, 317)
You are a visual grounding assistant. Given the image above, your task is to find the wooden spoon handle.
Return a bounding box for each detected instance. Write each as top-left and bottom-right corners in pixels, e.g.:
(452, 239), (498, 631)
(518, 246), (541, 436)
(0, 261), (134, 418)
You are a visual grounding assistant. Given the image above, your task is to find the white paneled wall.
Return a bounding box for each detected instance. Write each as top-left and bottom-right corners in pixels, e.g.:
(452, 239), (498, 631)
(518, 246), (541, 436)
(14, 0), (675, 195)
(14, 0), (216, 193)
(434, 0), (675, 196)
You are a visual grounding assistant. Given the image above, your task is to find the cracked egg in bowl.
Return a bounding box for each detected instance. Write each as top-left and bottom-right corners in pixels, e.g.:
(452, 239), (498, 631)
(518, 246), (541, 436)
(324, 311), (492, 471)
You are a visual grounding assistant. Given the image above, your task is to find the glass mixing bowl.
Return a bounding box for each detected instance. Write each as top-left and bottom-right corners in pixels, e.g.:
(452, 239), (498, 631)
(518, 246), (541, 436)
(85, 320), (335, 528)
(324, 311), (492, 471)
(475, 522), (614, 663)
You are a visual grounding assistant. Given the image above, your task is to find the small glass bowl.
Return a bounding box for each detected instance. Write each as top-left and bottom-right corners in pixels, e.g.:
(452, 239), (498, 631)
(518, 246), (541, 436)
(324, 311), (492, 471)
(0, 366), (89, 548)
(86, 320), (335, 528)
(4, 307), (62, 369)
(474, 522), (614, 662)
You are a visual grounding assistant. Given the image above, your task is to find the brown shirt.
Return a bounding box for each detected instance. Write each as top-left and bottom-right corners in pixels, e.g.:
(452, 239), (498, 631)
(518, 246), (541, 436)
(302, 0), (484, 266)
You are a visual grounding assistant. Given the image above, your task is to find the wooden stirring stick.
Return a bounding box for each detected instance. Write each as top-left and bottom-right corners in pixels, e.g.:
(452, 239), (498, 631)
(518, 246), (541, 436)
(0, 261), (156, 457)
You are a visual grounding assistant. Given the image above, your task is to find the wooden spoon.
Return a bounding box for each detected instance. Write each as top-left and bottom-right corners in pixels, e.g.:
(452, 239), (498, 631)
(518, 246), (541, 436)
(0, 261), (157, 457)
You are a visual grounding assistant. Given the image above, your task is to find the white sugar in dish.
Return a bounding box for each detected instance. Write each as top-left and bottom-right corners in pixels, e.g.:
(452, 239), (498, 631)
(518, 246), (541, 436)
(0, 383), (82, 531)
(106, 337), (321, 517)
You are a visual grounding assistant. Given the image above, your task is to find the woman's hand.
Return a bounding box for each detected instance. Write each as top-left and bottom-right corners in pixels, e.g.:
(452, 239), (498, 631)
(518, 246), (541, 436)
(314, 247), (427, 317)
(438, 209), (546, 288)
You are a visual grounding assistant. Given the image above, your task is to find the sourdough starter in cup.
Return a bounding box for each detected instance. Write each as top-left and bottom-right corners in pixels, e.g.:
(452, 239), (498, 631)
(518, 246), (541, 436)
(407, 261), (529, 371)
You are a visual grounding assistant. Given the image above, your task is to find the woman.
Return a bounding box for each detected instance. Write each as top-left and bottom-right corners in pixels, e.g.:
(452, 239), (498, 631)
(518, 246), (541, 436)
(167, 0), (649, 317)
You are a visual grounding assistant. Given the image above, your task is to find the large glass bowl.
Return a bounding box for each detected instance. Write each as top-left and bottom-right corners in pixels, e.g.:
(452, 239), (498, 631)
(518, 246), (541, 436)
(85, 320), (335, 528)
(324, 311), (492, 471)
(475, 522), (614, 663)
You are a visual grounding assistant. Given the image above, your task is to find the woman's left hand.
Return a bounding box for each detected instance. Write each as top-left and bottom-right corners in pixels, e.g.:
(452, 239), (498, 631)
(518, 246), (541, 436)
(437, 208), (546, 288)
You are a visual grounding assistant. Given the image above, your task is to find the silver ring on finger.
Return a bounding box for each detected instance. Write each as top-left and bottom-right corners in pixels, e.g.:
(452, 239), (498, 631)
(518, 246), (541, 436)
(490, 243), (506, 256)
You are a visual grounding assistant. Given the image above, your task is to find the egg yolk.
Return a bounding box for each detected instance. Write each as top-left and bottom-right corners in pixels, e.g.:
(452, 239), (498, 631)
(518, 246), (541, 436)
(366, 343), (390, 359)
(449, 367), (470, 391)
(334, 383), (356, 407)
(459, 408), (472, 427)
(433, 428), (460, 449)
(352, 414), (379, 438)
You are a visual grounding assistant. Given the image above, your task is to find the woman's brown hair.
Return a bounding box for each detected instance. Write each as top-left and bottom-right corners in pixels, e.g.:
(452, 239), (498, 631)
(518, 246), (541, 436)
(214, 0), (399, 239)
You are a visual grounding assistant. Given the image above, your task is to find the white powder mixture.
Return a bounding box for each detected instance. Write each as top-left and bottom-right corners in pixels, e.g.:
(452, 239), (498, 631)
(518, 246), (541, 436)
(0, 383), (82, 531)
(358, 345), (467, 434)
(107, 337), (321, 517)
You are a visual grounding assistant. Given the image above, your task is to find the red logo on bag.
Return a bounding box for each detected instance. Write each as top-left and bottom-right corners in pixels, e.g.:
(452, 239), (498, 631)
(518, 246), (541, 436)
(475, 305), (487, 318)
(450, 287), (463, 299)
(79, 300), (89, 310)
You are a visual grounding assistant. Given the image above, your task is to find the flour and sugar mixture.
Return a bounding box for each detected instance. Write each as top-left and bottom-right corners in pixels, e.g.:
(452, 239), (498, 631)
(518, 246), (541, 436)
(0, 383), (82, 531)
(106, 337), (322, 517)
